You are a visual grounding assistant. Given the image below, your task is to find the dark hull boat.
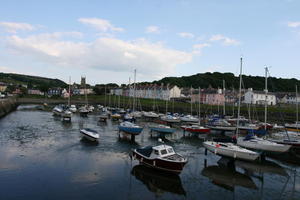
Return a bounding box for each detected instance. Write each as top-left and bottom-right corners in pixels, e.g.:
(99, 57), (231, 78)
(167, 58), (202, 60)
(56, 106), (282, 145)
(131, 165), (186, 196)
(181, 125), (210, 134)
(132, 145), (187, 174)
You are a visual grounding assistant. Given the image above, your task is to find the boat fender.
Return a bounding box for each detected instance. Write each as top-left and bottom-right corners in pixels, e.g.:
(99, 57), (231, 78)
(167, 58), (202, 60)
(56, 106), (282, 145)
(141, 157), (143, 162)
(234, 152), (237, 158)
(153, 161), (156, 166)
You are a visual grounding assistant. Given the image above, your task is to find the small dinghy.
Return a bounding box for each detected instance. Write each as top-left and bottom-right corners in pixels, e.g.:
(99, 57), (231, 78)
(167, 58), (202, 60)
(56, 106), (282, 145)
(203, 141), (260, 161)
(52, 105), (63, 116)
(80, 128), (99, 142)
(132, 144), (187, 174)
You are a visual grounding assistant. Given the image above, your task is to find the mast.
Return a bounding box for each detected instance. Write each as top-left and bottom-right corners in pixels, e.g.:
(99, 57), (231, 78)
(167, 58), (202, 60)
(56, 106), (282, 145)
(198, 87), (201, 125)
(68, 76), (71, 107)
(165, 85), (169, 114)
(236, 57), (243, 136)
(104, 85), (107, 107)
(190, 86), (193, 115)
(264, 67), (268, 130)
(296, 85), (298, 130)
(84, 76), (88, 106)
(223, 80), (226, 116)
(133, 69), (136, 112)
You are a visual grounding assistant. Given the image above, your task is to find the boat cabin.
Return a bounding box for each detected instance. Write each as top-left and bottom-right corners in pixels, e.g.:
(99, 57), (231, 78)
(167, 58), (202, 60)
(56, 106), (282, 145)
(137, 145), (175, 158)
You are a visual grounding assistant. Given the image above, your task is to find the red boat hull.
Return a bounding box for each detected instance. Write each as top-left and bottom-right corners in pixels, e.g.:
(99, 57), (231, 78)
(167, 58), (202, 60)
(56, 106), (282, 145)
(132, 151), (187, 174)
(181, 126), (210, 133)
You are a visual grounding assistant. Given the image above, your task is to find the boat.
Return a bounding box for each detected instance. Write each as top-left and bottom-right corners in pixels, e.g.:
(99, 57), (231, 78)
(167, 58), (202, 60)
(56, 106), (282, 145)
(111, 113), (122, 120)
(99, 112), (109, 122)
(132, 144), (187, 174)
(149, 124), (176, 134)
(268, 138), (300, 148)
(118, 121), (143, 135)
(160, 115), (181, 123)
(52, 105), (63, 116)
(80, 128), (99, 142)
(203, 141), (260, 161)
(143, 111), (159, 118)
(61, 110), (72, 122)
(180, 115), (199, 123)
(123, 113), (135, 122)
(237, 135), (291, 153)
(181, 124), (210, 134)
(69, 105), (77, 113)
(79, 106), (89, 116)
(131, 165), (186, 196)
(131, 111), (142, 118)
(285, 122), (300, 132)
(87, 105), (95, 112)
(206, 118), (236, 131)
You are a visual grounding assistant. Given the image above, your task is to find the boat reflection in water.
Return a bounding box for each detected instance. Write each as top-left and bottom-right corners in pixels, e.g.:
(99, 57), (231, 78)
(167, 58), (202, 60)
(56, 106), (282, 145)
(201, 164), (257, 191)
(131, 165), (186, 196)
(235, 159), (288, 177)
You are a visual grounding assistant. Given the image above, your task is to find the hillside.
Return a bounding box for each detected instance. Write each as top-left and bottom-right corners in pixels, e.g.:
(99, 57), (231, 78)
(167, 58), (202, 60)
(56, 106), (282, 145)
(0, 72), (67, 88)
(152, 72), (300, 92)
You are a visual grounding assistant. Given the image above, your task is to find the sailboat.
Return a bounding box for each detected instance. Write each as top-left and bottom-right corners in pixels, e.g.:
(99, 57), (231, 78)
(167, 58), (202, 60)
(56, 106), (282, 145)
(62, 77), (72, 122)
(270, 85), (300, 148)
(180, 87), (199, 123)
(79, 76), (89, 116)
(203, 57), (260, 161)
(160, 85), (181, 123)
(181, 87), (210, 134)
(237, 67), (291, 153)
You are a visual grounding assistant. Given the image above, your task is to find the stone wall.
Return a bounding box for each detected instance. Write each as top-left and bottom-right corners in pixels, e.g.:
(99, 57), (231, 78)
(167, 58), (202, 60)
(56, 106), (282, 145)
(0, 98), (18, 118)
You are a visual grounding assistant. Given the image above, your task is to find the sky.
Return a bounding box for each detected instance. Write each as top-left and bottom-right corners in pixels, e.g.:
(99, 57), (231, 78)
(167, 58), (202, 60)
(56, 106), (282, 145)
(0, 0), (300, 85)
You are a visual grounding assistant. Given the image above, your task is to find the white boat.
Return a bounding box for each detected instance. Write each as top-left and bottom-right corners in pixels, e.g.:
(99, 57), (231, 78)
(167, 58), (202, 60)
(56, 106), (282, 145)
(149, 124), (176, 134)
(118, 121), (143, 135)
(160, 115), (181, 123)
(62, 110), (72, 121)
(69, 105), (77, 113)
(80, 128), (99, 142)
(203, 141), (260, 161)
(131, 111), (142, 118)
(52, 105), (63, 116)
(88, 105), (95, 112)
(180, 115), (199, 123)
(143, 111), (159, 118)
(237, 135), (291, 153)
(285, 122), (300, 132)
(79, 106), (89, 116)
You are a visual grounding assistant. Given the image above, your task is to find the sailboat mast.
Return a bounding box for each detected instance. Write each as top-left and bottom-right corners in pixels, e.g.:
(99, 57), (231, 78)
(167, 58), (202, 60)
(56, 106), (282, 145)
(133, 69), (136, 112)
(236, 57), (243, 135)
(84, 76), (88, 106)
(198, 87), (201, 125)
(68, 76), (71, 107)
(264, 67), (268, 130)
(296, 85), (298, 129)
(190, 86), (193, 115)
(223, 80), (226, 116)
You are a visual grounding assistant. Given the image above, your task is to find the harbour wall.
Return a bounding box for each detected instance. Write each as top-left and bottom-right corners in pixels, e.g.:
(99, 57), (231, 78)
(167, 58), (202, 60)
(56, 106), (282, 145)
(0, 98), (18, 118)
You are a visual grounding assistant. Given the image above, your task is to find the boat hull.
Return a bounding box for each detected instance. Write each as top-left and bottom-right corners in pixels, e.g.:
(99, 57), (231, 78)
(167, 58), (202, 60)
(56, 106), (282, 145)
(203, 142), (260, 161)
(206, 126), (236, 131)
(181, 126), (210, 134)
(118, 126), (143, 135)
(237, 138), (291, 153)
(132, 151), (187, 174)
(150, 127), (176, 134)
(80, 131), (99, 142)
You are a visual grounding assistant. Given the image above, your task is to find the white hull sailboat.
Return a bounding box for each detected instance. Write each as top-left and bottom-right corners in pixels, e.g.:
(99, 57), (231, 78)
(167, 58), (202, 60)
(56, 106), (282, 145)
(203, 141), (260, 161)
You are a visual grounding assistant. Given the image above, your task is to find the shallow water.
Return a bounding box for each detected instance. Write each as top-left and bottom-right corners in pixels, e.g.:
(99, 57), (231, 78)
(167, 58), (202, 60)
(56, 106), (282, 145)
(0, 105), (299, 200)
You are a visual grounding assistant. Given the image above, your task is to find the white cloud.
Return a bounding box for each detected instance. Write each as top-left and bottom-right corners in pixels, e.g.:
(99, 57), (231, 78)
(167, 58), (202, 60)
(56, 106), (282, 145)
(287, 21), (300, 28)
(145, 26), (160, 34)
(192, 43), (210, 55)
(209, 34), (240, 46)
(78, 18), (124, 32)
(6, 34), (192, 79)
(0, 21), (35, 33)
(177, 32), (195, 38)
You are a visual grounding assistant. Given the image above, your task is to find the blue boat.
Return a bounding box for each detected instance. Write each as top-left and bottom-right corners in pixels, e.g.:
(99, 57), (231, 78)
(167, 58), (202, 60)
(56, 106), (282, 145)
(118, 121), (143, 135)
(149, 124), (176, 134)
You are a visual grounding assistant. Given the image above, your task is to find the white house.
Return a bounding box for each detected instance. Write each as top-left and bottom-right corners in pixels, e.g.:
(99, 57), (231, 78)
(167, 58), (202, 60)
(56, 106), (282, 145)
(280, 94), (300, 104)
(244, 88), (276, 106)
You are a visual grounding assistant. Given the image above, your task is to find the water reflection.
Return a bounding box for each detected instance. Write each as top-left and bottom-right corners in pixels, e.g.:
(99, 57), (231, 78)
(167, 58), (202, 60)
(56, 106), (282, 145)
(202, 163), (257, 191)
(131, 165), (186, 196)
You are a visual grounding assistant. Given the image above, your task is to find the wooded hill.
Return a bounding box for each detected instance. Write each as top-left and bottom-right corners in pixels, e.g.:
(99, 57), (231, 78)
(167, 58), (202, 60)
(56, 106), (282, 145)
(0, 72), (67, 88)
(151, 72), (300, 92)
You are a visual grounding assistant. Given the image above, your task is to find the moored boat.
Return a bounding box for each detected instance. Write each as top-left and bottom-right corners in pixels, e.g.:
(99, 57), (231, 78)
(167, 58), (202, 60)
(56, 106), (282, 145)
(237, 135), (291, 153)
(52, 105), (63, 116)
(118, 121), (143, 135)
(143, 111), (159, 118)
(149, 124), (176, 134)
(132, 144), (187, 174)
(160, 115), (181, 123)
(80, 128), (99, 142)
(180, 115), (199, 123)
(181, 124), (210, 134)
(203, 141), (260, 161)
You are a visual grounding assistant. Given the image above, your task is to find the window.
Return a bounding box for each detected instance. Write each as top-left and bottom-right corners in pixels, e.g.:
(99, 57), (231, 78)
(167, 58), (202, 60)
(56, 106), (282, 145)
(160, 149), (168, 155)
(167, 148), (174, 153)
(154, 150), (159, 155)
